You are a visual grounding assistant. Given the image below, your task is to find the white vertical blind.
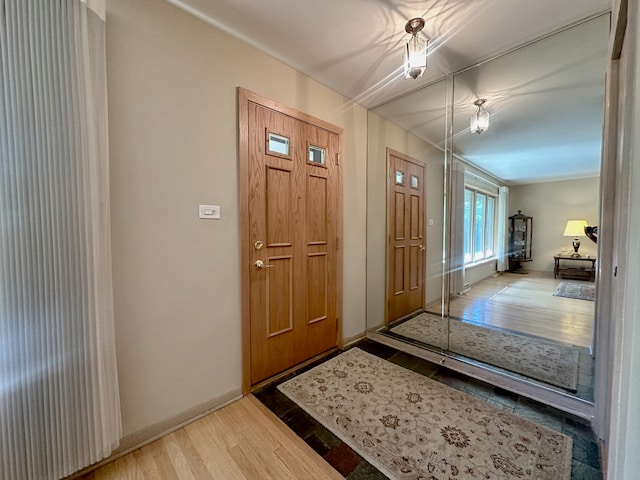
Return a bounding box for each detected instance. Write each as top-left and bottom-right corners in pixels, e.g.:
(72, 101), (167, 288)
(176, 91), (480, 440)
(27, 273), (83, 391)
(0, 1), (121, 479)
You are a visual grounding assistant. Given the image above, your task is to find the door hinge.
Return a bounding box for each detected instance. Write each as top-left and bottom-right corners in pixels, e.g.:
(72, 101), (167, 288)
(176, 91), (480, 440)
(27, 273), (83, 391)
(336, 152), (340, 165)
(336, 237), (340, 250)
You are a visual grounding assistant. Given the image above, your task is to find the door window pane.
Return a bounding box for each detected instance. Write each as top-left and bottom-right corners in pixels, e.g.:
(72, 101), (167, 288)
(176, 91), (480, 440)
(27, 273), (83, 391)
(267, 132), (290, 156)
(309, 145), (326, 165)
(395, 170), (404, 185)
(410, 175), (419, 189)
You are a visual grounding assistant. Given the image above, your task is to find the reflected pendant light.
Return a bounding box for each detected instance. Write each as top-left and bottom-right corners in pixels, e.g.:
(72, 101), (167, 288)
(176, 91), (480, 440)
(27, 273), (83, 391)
(404, 18), (428, 80)
(470, 99), (490, 134)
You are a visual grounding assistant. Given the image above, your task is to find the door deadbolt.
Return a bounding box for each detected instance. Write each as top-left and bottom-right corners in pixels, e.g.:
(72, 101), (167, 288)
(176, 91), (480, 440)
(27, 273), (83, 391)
(254, 240), (264, 250)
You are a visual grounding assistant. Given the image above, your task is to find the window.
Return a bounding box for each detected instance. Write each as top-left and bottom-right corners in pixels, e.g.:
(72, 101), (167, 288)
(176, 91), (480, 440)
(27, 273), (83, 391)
(308, 145), (326, 165)
(267, 131), (290, 157)
(463, 187), (496, 264)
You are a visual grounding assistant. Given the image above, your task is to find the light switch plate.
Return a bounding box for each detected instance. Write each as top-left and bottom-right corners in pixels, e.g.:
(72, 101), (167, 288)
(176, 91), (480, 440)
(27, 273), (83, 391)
(199, 204), (220, 219)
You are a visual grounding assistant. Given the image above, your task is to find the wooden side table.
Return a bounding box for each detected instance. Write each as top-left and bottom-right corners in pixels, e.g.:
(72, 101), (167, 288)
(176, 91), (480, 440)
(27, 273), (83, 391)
(553, 255), (596, 282)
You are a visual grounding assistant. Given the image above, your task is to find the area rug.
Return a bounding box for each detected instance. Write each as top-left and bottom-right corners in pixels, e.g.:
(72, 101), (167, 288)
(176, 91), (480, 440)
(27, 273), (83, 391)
(279, 348), (573, 480)
(390, 313), (579, 391)
(553, 282), (595, 301)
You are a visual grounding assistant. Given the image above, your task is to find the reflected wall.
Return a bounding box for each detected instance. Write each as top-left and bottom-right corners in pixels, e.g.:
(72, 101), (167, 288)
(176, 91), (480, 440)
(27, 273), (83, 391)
(366, 79), (448, 331)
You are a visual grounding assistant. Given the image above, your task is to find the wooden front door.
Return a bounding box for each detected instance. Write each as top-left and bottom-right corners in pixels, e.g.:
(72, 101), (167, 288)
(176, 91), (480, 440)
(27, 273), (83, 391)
(239, 89), (342, 388)
(386, 148), (425, 323)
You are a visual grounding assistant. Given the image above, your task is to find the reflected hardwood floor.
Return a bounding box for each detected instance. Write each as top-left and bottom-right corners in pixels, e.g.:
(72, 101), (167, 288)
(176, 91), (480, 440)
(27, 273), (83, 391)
(76, 395), (342, 480)
(440, 271), (594, 349)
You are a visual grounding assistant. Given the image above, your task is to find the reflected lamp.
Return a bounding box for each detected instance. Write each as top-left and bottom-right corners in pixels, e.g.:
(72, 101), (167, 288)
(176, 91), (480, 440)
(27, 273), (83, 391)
(470, 99), (490, 134)
(563, 219), (588, 256)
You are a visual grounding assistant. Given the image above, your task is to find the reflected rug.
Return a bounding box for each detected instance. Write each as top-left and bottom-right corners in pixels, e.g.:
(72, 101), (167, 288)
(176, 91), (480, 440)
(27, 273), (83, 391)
(390, 313), (579, 391)
(553, 282), (595, 301)
(279, 348), (572, 480)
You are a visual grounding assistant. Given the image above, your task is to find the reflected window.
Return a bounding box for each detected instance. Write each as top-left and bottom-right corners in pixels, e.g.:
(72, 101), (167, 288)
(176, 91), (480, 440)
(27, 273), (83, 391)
(464, 187), (497, 264)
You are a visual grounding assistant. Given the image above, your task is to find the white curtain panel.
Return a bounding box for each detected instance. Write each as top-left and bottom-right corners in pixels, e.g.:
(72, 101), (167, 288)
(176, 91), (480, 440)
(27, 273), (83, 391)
(497, 186), (510, 271)
(0, 1), (120, 479)
(449, 161), (465, 295)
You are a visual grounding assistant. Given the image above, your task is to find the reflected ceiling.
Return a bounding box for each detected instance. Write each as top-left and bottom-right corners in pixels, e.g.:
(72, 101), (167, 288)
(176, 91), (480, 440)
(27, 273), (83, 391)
(451, 15), (609, 184)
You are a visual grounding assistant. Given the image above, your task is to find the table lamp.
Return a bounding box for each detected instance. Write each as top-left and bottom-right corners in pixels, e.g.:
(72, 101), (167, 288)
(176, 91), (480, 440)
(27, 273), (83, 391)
(563, 220), (588, 257)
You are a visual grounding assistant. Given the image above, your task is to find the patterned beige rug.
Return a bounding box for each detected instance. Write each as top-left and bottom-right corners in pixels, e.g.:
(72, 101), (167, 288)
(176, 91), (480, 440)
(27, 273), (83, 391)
(553, 282), (595, 301)
(390, 313), (580, 391)
(279, 348), (573, 479)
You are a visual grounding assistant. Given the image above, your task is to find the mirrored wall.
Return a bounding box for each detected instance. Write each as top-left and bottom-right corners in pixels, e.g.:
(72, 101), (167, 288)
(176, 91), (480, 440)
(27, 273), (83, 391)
(366, 13), (609, 409)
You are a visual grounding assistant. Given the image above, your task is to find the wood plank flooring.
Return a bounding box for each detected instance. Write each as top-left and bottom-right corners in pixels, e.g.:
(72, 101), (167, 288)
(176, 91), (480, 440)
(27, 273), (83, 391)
(77, 395), (343, 480)
(435, 271), (594, 348)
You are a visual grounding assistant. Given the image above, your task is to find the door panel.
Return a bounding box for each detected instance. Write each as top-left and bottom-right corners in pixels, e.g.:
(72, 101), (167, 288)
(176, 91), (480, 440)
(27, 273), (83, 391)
(394, 192), (406, 239)
(266, 255), (293, 337)
(307, 175), (327, 241)
(307, 252), (328, 323)
(247, 101), (339, 385)
(300, 122), (338, 358)
(249, 103), (298, 383)
(387, 148), (426, 323)
(265, 166), (294, 246)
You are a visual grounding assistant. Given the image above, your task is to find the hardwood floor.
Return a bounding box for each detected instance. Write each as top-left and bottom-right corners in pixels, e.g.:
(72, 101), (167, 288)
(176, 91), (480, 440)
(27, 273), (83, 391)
(77, 395), (342, 480)
(436, 271), (595, 348)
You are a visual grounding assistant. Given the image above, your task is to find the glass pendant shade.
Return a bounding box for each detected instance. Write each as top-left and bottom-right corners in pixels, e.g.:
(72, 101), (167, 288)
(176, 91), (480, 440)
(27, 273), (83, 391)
(404, 34), (428, 79)
(470, 99), (490, 134)
(404, 18), (427, 80)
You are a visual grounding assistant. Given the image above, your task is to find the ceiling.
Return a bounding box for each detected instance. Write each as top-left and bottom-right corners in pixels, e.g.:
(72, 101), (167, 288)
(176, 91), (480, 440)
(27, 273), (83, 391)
(168, 0), (611, 183)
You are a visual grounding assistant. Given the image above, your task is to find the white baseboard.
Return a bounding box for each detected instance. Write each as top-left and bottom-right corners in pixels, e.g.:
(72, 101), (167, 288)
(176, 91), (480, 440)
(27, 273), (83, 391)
(343, 331), (366, 347)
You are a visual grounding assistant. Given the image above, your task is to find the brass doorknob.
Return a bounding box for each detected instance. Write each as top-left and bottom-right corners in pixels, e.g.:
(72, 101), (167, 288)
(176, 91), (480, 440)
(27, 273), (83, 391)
(254, 260), (275, 270)
(419, 245), (426, 251)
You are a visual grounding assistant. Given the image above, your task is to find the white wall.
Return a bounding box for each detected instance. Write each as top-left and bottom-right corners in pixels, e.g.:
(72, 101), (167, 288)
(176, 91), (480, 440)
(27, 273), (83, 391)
(366, 111), (445, 329)
(106, 0), (368, 442)
(465, 261), (497, 286)
(509, 177), (599, 272)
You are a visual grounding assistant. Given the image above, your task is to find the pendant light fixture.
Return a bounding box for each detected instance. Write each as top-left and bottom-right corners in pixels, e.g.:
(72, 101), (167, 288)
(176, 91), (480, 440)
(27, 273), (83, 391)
(404, 18), (428, 80)
(470, 99), (490, 134)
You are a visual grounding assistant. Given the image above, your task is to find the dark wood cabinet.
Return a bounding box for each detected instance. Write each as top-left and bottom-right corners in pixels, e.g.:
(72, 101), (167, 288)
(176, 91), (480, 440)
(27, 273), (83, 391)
(508, 210), (533, 272)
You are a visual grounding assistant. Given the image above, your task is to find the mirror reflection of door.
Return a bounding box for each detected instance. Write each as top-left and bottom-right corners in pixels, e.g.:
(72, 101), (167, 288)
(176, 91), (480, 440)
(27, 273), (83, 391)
(386, 149), (425, 323)
(366, 13), (608, 407)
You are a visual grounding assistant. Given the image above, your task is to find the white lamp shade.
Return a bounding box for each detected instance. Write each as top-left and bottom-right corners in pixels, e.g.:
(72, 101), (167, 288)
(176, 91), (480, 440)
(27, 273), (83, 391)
(404, 35), (427, 79)
(563, 219), (588, 237)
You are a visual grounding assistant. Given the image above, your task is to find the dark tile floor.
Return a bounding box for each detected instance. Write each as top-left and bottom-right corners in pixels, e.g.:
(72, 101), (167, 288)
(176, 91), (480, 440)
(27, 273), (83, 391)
(254, 339), (603, 480)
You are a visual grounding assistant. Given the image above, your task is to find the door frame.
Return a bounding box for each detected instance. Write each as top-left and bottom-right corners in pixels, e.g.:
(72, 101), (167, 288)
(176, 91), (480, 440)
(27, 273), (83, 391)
(238, 88), (344, 394)
(593, 0), (628, 442)
(385, 147), (426, 325)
